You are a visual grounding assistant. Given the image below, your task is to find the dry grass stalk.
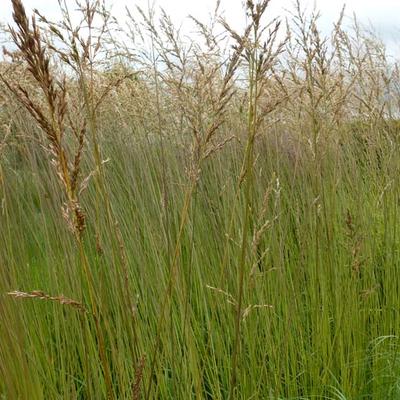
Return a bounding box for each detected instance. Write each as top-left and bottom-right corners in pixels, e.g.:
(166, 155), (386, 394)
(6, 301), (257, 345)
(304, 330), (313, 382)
(136, 5), (251, 179)
(132, 355), (146, 400)
(140, 8), (254, 397)
(206, 285), (273, 321)
(226, 1), (287, 396)
(1, 0), (86, 237)
(8, 290), (87, 313)
(1, 3), (121, 399)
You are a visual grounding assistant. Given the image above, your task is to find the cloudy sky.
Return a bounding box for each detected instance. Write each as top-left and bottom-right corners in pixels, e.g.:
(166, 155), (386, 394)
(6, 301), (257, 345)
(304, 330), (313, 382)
(2, 0), (400, 55)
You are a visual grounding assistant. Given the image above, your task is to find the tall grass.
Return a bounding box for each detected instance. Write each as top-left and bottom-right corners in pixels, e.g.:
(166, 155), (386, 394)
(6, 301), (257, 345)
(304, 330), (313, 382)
(1, 0), (400, 398)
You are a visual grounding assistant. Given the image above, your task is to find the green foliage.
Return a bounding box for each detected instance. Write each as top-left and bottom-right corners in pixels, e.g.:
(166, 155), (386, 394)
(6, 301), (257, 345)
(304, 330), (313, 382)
(2, 0), (400, 399)
(2, 126), (400, 399)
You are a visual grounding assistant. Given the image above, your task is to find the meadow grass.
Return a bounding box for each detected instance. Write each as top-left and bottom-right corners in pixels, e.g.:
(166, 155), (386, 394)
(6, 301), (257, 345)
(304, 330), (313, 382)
(1, 0), (400, 399)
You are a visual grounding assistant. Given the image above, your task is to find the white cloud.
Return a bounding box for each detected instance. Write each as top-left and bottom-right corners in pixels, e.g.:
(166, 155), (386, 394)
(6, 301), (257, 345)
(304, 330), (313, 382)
(2, 0), (400, 51)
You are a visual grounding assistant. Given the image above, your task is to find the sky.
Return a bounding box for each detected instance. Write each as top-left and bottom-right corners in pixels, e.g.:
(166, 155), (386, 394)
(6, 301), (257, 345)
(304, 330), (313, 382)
(2, 0), (400, 55)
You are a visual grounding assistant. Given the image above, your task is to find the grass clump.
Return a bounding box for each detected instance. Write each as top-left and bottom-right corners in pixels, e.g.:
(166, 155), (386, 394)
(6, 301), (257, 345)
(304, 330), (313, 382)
(1, 0), (400, 399)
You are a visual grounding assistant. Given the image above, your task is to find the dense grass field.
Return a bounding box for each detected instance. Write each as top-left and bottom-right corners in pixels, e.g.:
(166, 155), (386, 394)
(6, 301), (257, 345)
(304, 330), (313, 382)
(2, 0), (400, 398)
